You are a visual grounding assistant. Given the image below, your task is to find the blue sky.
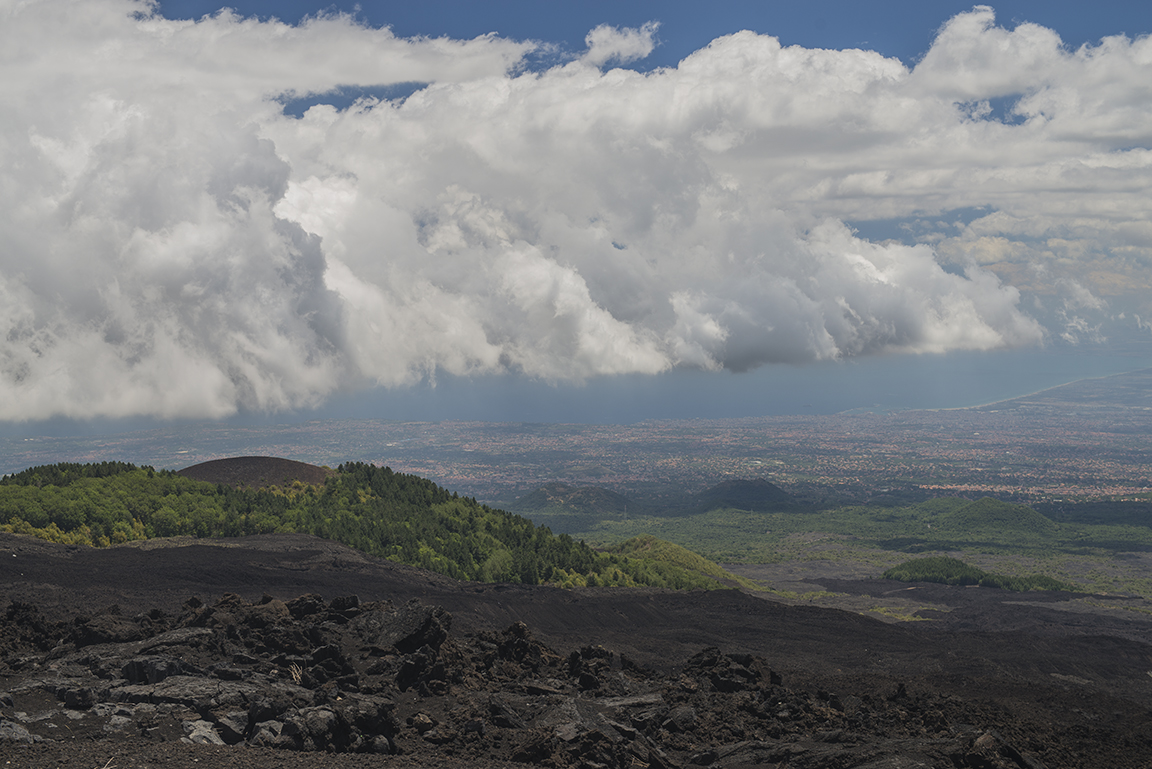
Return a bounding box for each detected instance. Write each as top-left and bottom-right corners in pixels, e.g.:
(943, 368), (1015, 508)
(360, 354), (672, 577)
(158, 1), (1152, 70)
(2, 0), (1152, 432)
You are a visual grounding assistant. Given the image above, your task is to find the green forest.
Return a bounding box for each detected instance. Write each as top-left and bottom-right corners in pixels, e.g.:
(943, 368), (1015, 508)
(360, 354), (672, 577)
(882, 556), (1076, 592)
(0, 462), (733, 591)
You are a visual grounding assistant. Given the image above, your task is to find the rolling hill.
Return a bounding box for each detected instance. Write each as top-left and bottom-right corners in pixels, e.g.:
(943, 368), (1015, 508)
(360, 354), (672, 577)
(938, 497), (1058, 536)
(177, 456), (336, 488)
(0, 459), (737, 591)
(686, 477), (794, 513)
(511, 476), (795, 533)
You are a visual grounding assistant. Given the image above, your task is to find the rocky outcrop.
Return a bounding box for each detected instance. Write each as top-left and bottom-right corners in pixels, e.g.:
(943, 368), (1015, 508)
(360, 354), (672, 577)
(0, 593), (1054, 768)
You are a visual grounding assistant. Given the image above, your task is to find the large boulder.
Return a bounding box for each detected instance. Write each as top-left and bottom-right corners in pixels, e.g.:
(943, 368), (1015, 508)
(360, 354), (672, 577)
(351, 599), (451, 654)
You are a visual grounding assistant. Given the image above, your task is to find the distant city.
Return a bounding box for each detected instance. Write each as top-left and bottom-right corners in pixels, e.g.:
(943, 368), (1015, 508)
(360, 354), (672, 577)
(3, 369), (1150, 510)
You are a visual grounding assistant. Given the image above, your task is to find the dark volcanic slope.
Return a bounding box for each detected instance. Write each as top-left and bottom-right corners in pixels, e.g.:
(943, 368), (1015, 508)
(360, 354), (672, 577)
(4, 532), (1152, 768)
(3, 533), (1151, 696)
(177, 456), (335, 488)
(690, 477), (792, 512)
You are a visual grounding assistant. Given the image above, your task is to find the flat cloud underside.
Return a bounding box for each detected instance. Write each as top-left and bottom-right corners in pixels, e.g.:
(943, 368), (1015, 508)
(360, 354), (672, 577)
(1, 1), (1148, 419)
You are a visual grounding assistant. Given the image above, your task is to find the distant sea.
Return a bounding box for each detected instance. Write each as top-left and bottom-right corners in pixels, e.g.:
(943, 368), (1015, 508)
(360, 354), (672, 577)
(290, 346), (1152, 423)
(2, 346), (1150, 448)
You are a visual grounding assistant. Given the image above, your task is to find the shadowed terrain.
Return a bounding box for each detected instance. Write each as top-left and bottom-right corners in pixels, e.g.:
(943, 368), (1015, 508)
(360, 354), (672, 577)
(3, 531), (1152, 768)
(177, 456), (336, 488)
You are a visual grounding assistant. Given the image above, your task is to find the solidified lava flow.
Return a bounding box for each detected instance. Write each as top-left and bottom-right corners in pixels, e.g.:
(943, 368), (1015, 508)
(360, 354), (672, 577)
(3, 533), (1152, 768)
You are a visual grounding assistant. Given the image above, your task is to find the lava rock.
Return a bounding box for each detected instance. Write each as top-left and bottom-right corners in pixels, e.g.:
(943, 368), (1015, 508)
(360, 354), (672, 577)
(352, 599), (451, 654)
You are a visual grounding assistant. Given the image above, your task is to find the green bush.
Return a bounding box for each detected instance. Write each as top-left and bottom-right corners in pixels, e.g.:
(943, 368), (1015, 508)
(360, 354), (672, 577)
(884, 556), (1077, 592)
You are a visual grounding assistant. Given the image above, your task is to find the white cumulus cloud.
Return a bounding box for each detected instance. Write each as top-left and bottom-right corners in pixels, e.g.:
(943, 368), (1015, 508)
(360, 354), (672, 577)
(4, 1), (1149, 420)
(582, 22), (660, 68)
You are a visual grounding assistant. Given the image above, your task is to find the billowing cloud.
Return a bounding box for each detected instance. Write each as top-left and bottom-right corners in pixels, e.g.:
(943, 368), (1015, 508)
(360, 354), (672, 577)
(582, 22), (660, 68)
(3, 1), (1148, 420)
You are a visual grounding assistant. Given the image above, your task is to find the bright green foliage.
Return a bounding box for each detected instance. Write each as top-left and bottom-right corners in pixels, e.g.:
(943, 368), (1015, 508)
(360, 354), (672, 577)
(0, 461), (142, 488)
(883, 556), (1077, 592)
(611, 534), (730, 577)
(0, 465), (235, 546)
(287, 462), (600, 584)
(0, 461), (732, 590)
(608, 534), (761, 590)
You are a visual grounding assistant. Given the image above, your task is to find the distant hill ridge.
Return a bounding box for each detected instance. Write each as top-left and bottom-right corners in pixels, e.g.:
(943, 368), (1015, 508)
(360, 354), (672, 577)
(691, 478), (793, 513)
(942, 497), (1057, 535)
(1, 459), (739, 591)
(178, 456), (335, 489)
(511, 476), (795, 534)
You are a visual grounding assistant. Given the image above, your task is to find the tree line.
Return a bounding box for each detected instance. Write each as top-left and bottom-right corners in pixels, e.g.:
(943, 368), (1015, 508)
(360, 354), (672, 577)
(883, 556), (1075, 592)
(0, 462), (724, 590)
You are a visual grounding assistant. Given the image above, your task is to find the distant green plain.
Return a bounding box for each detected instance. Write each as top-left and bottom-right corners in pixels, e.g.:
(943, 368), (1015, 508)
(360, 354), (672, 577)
(538, 497), (1152, 597)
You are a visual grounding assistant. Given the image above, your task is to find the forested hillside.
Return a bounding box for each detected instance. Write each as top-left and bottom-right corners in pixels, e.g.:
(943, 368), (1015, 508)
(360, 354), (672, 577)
(0, 462), (732, 590)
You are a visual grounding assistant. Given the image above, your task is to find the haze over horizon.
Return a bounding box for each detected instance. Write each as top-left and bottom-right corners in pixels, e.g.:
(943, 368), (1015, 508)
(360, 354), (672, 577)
(3, 0), (1152, 434)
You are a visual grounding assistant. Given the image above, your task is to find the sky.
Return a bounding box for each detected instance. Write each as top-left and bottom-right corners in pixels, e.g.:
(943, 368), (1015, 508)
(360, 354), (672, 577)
(3, 0), (1152, 431)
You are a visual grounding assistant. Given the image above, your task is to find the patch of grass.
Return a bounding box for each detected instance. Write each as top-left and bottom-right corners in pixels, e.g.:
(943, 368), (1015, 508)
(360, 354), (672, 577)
(561, 496), (1152, 596)
(607, 535), (763, 591)
(868, 606), (936, 622)
(572, 500), (1056, 561)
